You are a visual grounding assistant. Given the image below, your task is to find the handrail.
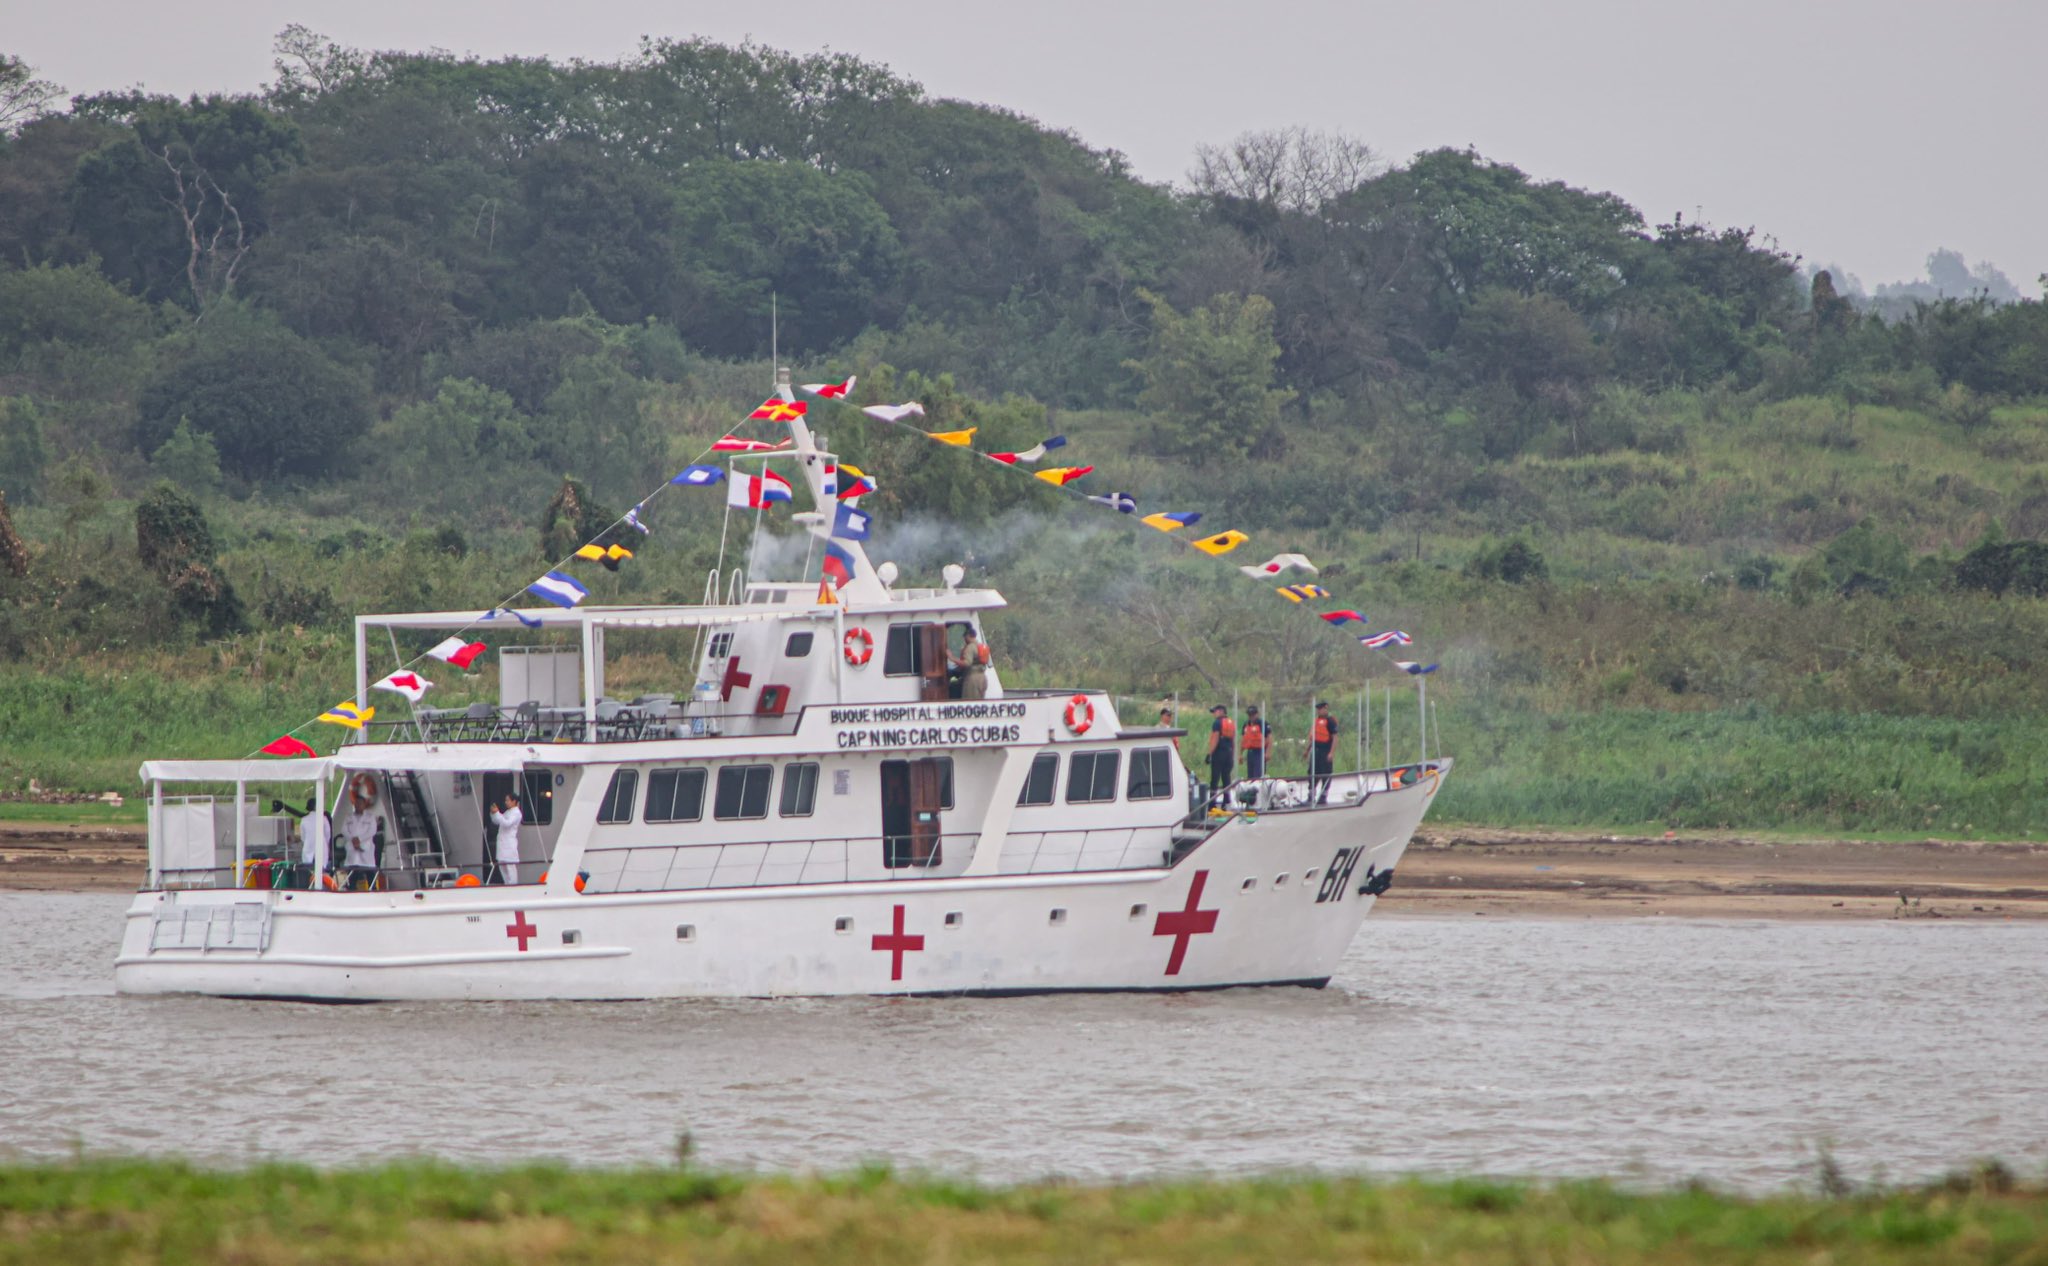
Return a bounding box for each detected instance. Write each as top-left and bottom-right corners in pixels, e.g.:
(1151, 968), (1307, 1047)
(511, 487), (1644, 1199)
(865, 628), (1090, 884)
(578, 832), (974, 895)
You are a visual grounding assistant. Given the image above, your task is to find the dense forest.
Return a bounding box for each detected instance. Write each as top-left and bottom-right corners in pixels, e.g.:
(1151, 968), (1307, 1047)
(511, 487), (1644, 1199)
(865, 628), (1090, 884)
(1, 33), (2044, 833)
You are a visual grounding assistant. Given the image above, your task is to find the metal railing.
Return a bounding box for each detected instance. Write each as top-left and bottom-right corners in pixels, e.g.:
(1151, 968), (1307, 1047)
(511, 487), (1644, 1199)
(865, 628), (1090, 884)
(578, 833), (971, 895)
(363, 702), (802, 745)
(151, 857), (556, 894)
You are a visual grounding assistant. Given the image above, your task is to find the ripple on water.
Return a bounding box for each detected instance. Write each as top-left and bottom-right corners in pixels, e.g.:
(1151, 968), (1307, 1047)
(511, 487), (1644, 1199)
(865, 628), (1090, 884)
(0, 892), (2044, 1189)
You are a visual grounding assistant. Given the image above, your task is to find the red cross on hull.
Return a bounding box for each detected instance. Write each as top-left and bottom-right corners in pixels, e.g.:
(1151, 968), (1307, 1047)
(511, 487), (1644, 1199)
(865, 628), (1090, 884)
(1152, 870), (1219, 976)
(506, 910), (537, 952)
(871, 904), (925, 981)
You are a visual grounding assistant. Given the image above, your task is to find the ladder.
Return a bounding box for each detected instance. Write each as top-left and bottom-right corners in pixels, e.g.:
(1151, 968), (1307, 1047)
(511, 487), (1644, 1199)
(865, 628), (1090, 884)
(383, 771), (445, 874)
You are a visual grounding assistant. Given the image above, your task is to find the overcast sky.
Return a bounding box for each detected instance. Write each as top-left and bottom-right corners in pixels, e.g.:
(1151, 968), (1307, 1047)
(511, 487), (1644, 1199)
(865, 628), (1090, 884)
(13, 0), (2044, 296)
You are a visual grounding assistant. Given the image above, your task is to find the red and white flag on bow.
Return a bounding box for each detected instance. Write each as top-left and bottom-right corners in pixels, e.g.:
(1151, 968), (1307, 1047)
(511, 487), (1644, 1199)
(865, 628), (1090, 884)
(800, 376), (856, 398)
(426, 638), (487, 670)
(372, 670), (435, 703)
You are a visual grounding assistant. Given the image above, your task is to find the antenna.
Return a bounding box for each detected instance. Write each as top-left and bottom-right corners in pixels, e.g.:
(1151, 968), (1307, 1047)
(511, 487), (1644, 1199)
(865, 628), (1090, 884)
(770, 292), (778, 376)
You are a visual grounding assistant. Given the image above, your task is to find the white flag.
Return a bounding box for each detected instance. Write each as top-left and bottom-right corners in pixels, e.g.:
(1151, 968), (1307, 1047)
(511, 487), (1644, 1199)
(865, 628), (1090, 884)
(371, 670), (435, 703)
(1237, 552), (1320, 579)
(862, 402), (926, 422)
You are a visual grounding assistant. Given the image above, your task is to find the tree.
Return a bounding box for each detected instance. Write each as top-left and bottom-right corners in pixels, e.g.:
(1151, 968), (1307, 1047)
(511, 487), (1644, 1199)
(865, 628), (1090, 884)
(135, 306), (372, 478)
(0, 396), (47, 504)
(0, 55), (63, 135)
(1129, 291), (1295, 464)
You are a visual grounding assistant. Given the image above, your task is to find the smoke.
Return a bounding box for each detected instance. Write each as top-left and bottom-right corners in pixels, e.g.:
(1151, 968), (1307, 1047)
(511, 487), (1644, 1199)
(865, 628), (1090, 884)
(739, 507), (1112, 590)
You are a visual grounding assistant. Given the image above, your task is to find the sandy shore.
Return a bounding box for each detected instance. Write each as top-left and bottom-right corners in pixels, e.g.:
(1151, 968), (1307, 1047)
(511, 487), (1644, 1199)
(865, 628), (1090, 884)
(5, 820), (2045, 920)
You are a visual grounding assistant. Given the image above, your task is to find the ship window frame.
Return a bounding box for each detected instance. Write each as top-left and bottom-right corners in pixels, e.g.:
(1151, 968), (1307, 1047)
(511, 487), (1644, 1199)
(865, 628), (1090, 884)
(708, 631), (734, 660)
(1017, 751), (1059, 807)
(779, 761), (820, 818)
(784, 631), (814, 658)
(1126, 746), (1175, 801)
(1065, 750), (1121, 804)
(520, 769), (556, 826)
(596, 769), (639, 825)
(644, 768), (707, 824)
(883, 622), (936, 677)
(713, 764), (773, 820)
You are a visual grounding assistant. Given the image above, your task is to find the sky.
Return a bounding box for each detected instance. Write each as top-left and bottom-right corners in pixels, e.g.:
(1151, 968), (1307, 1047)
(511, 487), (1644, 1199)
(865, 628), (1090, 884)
(12, 0), (2044, 296)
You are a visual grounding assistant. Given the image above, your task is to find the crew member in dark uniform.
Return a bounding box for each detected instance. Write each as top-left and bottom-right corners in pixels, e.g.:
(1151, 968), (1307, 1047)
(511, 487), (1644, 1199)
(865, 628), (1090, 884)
(1206, 704), (1236, 807)
(1311, 700), (1337, 805)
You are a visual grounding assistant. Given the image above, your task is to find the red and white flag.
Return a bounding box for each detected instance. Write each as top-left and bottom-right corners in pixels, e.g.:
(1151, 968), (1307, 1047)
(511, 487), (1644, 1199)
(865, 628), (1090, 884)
(372, 670), (435, 703)
(1237, 553), (1319, 580)
(426, 638), (487, 670)
(800, 376), (856, 398)
(726, 469), (795, 510)
(713, 434), (791, 453)
(861, 402), (925, 423)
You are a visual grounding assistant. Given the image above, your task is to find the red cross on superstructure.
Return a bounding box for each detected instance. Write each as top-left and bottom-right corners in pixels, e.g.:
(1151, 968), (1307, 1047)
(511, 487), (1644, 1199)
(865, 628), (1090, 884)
(506, 910), (538, 952)
(871, 904), (925, 982)
(719, 655), (752, 701)
(1152, 869), (1218, 976)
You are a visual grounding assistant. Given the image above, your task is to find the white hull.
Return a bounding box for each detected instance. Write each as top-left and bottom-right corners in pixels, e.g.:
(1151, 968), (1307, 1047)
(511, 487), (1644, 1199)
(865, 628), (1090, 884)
(114, 775), (1439, 1001)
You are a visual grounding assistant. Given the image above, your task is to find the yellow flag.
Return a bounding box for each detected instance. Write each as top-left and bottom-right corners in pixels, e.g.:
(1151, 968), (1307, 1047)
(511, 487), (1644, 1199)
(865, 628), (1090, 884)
(1141, 511), (1200, 532)
(317, 701), (374, 730)
(929, 427), (977, 446)
(575, 544), (606, 561)
(816, 580), (839, 605)
(1191, 530), (1249, 556)
(1033, 465), (1094, 486)
(606, 544), (634, 562)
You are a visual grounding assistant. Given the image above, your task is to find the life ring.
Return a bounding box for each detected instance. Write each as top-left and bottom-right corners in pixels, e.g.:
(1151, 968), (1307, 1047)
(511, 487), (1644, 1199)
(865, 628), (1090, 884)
(347, 773), (379, 808)
(1063, 693), (1094, 735)
(843, 627), (874, 667)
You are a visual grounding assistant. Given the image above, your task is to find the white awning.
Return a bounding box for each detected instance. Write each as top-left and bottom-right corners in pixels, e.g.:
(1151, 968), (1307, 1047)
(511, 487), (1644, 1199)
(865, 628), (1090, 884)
(138, 758), (332, 784)
(329, 746), (531, 773)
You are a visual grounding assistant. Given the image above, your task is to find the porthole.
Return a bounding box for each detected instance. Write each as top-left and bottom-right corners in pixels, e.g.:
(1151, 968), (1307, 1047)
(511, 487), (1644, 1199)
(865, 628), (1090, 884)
(561, 929), (582, 945)
(1240, 877), (1257, 892)
(1049, 908), (1068, 925)
(944, 911), (963, 929)
(675, 924), (696, 942)
(1304, 868), (1319, 883)
(1128, 903), (1148, 920)
(1274, 873), (1290, 888)
(834, 917), (853, 934)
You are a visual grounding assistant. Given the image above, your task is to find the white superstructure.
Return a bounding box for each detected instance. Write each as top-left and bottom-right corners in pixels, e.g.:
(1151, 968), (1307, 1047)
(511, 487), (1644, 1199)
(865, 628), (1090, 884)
(114, 376), (1449, 1000)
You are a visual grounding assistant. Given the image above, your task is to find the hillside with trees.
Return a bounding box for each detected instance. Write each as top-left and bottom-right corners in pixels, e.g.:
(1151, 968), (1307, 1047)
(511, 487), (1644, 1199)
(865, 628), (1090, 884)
(2, 34), (2044, 835)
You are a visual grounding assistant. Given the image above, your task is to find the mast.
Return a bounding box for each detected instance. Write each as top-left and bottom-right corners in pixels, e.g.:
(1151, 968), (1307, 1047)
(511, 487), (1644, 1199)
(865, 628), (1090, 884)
(776, 368), (888, 602)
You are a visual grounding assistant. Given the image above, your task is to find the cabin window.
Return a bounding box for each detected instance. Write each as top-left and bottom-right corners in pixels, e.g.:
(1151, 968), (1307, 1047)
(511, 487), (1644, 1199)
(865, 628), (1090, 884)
(645, 769), (707, 823)
(520, 770), (556, 825)
(1126, 747), (1175, 801)
(714, 765), (773, 820)
(708, 631), (734, 659)
(928, 756), (955, 809)
(883, 622), (936, 676)
(779, 762), (820, 817)
(1017, 752), (1059, 806)
(596, 770), (639, 824)
(1065, 751), (1120, 804)
(784, 631), (814, 658)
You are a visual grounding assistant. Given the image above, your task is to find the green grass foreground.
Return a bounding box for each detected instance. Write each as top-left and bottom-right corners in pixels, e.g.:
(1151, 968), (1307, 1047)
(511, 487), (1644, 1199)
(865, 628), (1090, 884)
(1, 1161), (2043, 1265)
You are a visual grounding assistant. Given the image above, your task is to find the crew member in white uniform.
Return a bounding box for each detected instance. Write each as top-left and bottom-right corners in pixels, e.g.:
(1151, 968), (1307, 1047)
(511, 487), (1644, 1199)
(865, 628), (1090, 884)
(490, 792), (523, 884)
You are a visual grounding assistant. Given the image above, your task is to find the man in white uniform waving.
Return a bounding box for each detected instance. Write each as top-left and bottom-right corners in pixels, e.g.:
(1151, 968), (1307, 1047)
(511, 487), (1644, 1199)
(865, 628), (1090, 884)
(489, 791), (523, 884)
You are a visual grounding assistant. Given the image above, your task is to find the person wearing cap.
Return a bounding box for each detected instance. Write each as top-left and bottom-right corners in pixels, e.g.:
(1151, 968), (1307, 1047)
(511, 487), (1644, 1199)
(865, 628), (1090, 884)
(1310, 701), (1338, 805)
(1243, 705), (1268, 781)
(1205, 705), (1237, 806)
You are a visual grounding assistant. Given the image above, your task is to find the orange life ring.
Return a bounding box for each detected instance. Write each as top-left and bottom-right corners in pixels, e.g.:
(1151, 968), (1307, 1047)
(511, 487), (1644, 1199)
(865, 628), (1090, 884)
(1063, 693), (1094, 735)
(843, 627), (874, 667)
(347, 773), (379, 808)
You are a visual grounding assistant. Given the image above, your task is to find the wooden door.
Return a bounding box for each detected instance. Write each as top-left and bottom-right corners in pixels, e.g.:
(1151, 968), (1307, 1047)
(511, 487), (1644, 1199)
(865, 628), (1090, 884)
(917, 623), (949, 701)
(907, 758), (944, 867)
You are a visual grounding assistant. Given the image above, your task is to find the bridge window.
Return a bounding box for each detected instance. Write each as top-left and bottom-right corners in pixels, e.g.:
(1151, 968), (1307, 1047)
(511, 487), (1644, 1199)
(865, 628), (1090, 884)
(714, 765), (773, 820)
(520, 770), (555, 825)
(596, 770), (638, 824)
(779, 762), (820, 817)
(784, 631), (814, 658)
(1017, 752), (1059, 806)
(1127, 747), (1175, 801)
(708, 631), (734, 659)
(883, 622), (936, 676)
(645, 769), (707, 823)
(1065, 751), (1120, 804)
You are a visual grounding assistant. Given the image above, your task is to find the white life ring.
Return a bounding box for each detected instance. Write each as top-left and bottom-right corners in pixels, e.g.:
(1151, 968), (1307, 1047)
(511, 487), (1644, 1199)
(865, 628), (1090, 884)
(1063, 694), (1094, 735)
(348, 773), (379, 808)
(843, 627), (874, 667)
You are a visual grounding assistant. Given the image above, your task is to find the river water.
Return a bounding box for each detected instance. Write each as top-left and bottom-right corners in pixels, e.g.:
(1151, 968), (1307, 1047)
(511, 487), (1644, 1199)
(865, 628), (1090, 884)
(2, 892), (2042, 1191)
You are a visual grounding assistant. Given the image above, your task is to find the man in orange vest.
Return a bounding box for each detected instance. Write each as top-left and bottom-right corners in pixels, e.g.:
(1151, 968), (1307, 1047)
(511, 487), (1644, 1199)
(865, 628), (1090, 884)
(1205, 704), (1236, 806)
(1311, 700), (1337, 805)
(1242, 705), (1268, 780)
(951, 628), (992, 700)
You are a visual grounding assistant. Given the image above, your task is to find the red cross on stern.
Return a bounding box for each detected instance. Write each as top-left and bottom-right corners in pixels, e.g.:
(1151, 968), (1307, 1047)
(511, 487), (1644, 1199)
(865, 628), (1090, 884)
(506, 910), (538, 952)
(719, 655), (753, 702)
(871, 904), (925, 982)
(1152, 869), (1219, 976)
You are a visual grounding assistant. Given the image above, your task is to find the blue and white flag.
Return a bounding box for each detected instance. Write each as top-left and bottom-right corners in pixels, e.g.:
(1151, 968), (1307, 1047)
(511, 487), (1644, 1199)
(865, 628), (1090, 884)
(1087, 491), (1137, 514)
(831, 502), (873, 541)
(671, 465), (725, 487)
(1359, 630), (1412, 649)
(820, 463), (838, 498)
(485, 607), (544, 629)
(1395, 661), (1439, 675)
(528, 571), (589, 609)
(624, 505), (651, 535)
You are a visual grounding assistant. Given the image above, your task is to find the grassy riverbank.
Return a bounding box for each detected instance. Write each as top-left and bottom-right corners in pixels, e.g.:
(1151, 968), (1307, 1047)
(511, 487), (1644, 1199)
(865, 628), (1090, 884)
(0, 1160), (2040, 1265)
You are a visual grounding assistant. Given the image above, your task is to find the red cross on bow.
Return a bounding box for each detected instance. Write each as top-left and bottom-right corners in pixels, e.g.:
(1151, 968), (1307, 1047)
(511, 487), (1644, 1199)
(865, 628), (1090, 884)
(871, 904), (925, 981)
(506, 910), (537, 952)
(720, 656), (752, 702)
(1152, 870), (1218, 976)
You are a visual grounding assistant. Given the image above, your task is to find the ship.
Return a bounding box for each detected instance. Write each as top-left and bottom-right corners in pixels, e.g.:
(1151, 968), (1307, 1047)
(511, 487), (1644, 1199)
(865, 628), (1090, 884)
(114, 372), (1449, 1000)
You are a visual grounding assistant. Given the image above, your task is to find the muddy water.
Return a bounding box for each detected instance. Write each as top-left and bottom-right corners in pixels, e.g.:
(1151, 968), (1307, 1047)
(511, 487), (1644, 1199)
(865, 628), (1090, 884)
(2, 892), (2041, 1190)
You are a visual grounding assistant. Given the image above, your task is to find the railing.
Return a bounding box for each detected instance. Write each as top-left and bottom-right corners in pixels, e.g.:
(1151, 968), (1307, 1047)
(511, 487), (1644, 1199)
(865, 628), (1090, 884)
(1211, 764), (1439, 815)
(996, 828), (1174, 875)
(578, 833), (974, 895)
(152, 856), (555, 893)
(361, 702), (801, 745)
